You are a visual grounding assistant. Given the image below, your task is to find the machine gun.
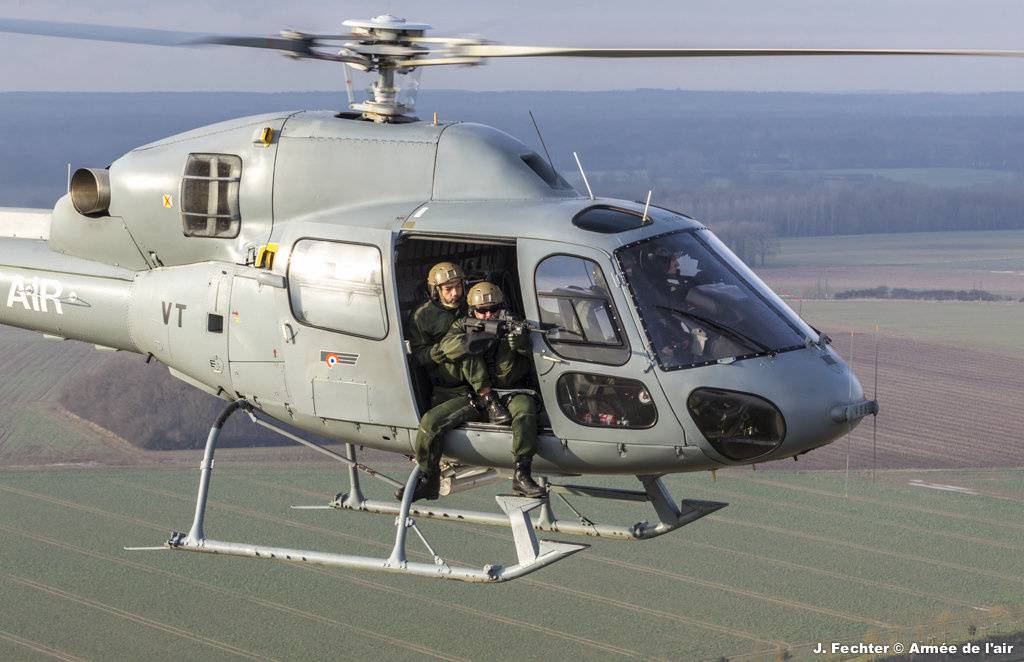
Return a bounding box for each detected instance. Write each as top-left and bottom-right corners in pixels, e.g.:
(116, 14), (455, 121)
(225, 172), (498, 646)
(461, 311), (552, 354)
(464, 309), (532, 337)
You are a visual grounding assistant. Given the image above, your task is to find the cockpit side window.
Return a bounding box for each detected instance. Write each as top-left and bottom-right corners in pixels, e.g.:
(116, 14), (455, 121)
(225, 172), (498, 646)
(181, 153), (242, 238)
(534, 254), (630, 365)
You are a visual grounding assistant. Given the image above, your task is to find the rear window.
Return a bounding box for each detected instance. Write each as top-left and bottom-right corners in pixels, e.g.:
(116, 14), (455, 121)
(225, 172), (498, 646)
(288, 240), (388, 339)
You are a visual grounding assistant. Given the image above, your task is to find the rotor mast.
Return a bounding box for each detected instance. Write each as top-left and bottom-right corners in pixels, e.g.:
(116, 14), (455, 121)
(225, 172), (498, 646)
(341, 15), (433, 122)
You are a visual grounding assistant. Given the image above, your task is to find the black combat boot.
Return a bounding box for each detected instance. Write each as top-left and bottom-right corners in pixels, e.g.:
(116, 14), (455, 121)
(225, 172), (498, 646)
(512, 456), (546, 498)
(395, 471), (440, 503)
(480, 391), (512, 425)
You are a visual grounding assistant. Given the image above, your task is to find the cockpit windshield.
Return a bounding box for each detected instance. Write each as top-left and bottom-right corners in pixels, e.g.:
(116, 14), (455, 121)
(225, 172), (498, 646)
(617, 229), (817, 370)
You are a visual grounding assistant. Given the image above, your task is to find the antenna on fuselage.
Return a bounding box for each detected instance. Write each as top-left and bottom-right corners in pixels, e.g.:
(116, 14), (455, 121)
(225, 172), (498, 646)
(642, 190), (652, 224)
(844, 329), (854, 499)
(528, 110), (556, 176)
(872, 323), (880, 483)
(573, 151), (594, 200)
(343, 63), (356, 110)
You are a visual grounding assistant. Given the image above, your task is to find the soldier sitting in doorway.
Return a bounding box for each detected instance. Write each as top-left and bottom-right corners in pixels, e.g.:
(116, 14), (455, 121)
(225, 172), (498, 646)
(437, 282), (546, 499)
(400, 263), (513, 502)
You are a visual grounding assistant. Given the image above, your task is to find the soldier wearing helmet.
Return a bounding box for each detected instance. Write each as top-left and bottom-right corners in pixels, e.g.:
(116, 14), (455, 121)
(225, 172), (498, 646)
(400, 265), (513, 502)
(408, 261), (466, 370)
(434, 281), (546, 498)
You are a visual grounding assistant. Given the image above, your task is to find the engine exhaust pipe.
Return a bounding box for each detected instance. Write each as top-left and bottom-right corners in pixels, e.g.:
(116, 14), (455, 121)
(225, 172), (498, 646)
(70, 168), (111, 216)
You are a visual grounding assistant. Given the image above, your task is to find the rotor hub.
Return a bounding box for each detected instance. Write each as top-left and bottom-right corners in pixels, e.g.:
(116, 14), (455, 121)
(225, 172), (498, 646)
(342, 15), (431, 41)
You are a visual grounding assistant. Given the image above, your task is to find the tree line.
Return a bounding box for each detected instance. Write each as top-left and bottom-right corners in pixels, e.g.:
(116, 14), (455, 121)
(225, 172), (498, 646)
(592, 172), (1024, 239)
(58, 353), (327, 450)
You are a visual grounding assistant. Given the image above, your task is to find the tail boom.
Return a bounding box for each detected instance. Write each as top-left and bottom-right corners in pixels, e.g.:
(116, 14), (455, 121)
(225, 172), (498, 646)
(0, 237), (138, 352)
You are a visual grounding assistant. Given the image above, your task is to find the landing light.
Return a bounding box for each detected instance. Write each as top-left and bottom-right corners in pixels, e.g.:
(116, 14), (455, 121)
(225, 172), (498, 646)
(687, 388), (785, 461)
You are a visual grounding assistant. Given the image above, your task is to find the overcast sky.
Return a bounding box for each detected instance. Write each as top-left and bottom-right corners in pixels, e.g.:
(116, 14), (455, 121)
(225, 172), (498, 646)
(3, 0), (1024, 93)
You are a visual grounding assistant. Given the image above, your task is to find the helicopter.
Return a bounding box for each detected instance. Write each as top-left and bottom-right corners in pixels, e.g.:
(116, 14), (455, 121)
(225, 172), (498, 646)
(4, 13), (1015, 582)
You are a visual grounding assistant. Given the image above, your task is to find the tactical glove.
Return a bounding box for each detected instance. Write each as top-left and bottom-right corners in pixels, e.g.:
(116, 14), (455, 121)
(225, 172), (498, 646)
(507, 331), (531, 352)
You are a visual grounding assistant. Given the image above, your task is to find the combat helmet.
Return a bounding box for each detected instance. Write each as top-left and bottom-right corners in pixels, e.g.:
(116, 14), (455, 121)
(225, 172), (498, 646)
(427, 262), (466, 307)
(467, 282), (505, 312)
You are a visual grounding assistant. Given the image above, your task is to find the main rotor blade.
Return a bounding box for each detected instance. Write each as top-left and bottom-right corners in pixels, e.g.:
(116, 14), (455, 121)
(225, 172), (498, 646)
(0, 18), (361, 57)
(0, 17), (225, 47)
(448, 45), (1024, 59)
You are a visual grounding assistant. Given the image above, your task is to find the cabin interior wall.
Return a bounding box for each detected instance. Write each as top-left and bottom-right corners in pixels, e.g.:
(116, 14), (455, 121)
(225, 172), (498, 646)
(395, 238), (523, 319)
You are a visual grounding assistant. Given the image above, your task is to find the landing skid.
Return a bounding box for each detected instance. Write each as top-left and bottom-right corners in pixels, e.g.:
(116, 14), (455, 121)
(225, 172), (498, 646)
(125, 401), (586, 583)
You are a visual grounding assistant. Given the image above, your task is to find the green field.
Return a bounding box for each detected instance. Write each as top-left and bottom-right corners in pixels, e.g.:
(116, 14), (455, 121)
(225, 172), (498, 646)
(769, 229), (1024, 271)
(2, 230), (1022, 660)
(0, 463), (1021, 661)
(760, 230), (1024, 331)
(794, 300), (1024, 355)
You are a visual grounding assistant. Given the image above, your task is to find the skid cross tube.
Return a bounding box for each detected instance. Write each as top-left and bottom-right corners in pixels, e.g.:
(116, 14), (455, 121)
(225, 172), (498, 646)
(147, 400), (586, 583)
(328, 468), (728, 541)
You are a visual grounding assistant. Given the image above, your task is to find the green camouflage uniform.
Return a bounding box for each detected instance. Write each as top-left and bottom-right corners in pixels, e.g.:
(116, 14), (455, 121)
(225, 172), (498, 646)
(439, 318), (539, 459)
(408, 299), (485, 400)
(408, 299), (481, 473)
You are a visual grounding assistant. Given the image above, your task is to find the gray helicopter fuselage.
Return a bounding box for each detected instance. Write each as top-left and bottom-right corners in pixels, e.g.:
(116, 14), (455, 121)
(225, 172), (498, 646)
(0, 110), (869, 475)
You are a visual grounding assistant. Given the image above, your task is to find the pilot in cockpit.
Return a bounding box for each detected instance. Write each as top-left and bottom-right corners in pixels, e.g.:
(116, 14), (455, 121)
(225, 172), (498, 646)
(641, 245), (701, 303)
(631, 246), (710, 364)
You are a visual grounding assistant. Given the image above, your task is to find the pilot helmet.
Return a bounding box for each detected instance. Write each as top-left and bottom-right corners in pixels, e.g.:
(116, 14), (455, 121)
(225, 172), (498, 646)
(467, 282), (505, 313)
(427, 262), (466, 305)
(644, 245), (698, 278)
(644, 245), (677, 274)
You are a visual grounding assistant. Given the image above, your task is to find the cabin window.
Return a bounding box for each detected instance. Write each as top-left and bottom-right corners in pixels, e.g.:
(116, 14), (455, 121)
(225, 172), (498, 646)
(617, 229), (810, 371)
(181, 153), (242, 238)
(572, 206), (647, 234)
(556, 373), (657, 429)
(534, 254), (630, 365)
(288, 240), (388, 339)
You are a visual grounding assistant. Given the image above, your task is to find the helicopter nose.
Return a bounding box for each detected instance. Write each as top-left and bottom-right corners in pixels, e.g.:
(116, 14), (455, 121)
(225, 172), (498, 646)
(779, 363), (879, 459)
(762, 348), (877, 460)
(660, 346), (877, 464)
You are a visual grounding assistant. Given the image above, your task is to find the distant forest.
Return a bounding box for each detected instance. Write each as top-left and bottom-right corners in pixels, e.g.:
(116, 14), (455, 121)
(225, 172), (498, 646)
(58, 353), (329, 449)
(4, 89), (1024, 252)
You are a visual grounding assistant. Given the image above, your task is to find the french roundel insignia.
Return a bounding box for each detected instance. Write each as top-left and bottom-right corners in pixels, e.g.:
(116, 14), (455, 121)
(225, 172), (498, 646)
(320, 350), (358, 368)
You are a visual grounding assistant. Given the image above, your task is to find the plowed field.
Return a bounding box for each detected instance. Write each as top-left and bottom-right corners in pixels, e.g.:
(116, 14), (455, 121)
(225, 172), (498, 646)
(787, 327), (1024, 471)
